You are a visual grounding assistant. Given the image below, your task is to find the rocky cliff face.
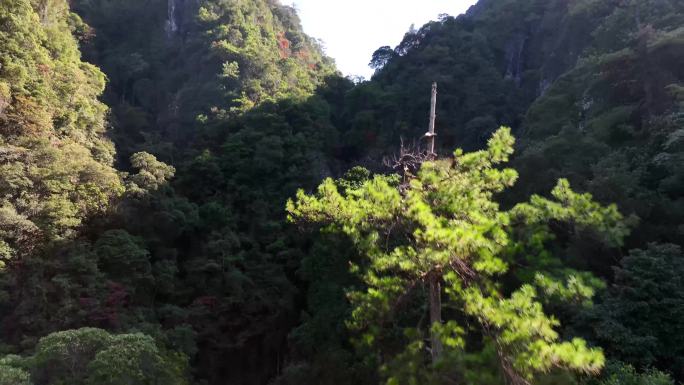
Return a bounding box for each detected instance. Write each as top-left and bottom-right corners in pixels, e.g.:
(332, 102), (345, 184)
(165, 0), (187, 37)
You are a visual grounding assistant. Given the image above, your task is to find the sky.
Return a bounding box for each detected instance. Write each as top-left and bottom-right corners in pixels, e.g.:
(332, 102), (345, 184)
(291, 0), (478, 79)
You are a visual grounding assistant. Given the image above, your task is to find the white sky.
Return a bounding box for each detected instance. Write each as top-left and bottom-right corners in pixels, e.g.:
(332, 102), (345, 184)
(291, 0), (478, 79)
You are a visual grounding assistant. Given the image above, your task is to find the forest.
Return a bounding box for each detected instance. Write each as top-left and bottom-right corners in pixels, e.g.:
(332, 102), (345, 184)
(0, 0), (682, 384)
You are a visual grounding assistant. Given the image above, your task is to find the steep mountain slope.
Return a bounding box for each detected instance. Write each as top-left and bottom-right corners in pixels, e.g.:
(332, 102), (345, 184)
(0, 0), (682, 384)
(0, 0), (122, 263)
(72, 0), (336, 162)
(516, 22), (684, 249)
(280, 1), (684, 384)
(20, 1), (343, 384)
(0, 1), (341, 384)
(0, 0), (125, 343)
(350, 0), (682, 154)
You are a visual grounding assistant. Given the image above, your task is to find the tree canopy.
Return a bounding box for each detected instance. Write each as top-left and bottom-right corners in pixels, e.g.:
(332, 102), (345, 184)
(288, 128), (626, 384)
(0, 0), (682, 384)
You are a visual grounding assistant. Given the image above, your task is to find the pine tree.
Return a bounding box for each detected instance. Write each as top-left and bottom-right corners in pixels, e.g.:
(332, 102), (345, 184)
(288, 127), (628, 384)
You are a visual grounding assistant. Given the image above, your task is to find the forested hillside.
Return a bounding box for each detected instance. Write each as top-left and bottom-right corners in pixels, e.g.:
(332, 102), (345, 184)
(0, 0), (682, 384)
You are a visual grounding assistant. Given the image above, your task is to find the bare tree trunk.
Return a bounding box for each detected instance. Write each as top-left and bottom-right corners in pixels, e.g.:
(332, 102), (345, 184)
(426, 82), (437, 157)
(429, 273), (443, 362)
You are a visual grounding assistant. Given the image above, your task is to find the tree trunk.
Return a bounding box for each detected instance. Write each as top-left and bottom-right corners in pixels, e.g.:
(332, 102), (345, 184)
(429, 273), (443, 362)
(427, 82), (437, 157)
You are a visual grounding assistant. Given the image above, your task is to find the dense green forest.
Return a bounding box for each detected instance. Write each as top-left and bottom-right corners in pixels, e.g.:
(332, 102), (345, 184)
(0, 0), (682, 384)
